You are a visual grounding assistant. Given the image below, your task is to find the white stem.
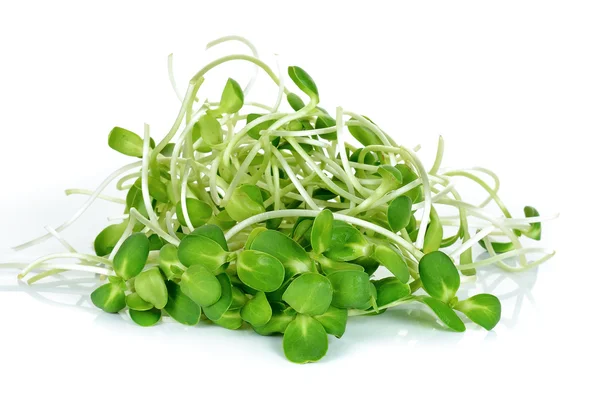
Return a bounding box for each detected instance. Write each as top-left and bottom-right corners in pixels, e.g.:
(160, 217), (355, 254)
(450, 226), (495, 260)
(64, 189), (125, 204)
(12, 161), (142, 251)
(18, 253), (112, 278)
(141, 125), (160, 229)
(44, 225), (77, 253)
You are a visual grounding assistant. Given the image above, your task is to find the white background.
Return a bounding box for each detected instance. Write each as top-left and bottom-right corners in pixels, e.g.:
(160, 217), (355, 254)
(0, 1), (598, 392)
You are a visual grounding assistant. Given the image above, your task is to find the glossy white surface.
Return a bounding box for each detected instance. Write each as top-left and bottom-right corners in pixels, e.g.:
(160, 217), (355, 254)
(0, 1), (598, 392)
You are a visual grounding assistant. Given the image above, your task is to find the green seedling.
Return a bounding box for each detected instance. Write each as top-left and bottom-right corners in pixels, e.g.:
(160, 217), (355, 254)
(14, 37), (554, 365)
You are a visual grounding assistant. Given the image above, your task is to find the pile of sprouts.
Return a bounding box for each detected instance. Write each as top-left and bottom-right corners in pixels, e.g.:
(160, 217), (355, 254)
(9, 36), (555, 363)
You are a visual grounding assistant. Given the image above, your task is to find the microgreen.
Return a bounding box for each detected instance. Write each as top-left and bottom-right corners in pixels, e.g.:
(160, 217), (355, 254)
(328, 270), (372, 309)
(135, 267), (168, 309)
(126, 292), (153, 311)
(225, 184), (266, 222)
(113, 233), (150, 280)
(130, 308), (162, 327)
(283, 314), (328, 364)
(387, 195), (412, 233)
(241, 291), (272, 327)
(94, 222), (127, 257)
(178, 233), (230, 272)
(311, 209), (333, 255)
(108, 126), (144, 157)
(373, 277), (411, 308)
(324, 221), (373, 262)
(250, 230), (316, 279)
(236, 250), (285, 292)
(91, 281), (126, 313)
(203, 273), (233, 321)
(164, 280), (201, 325)
(418, 296), (466, 332)
(282, 273), (332, 316)
(313, 306), (348, 338)
(288, 66), (319, 103)
(14, 36), (555, 364)
(454, 294), (501, 330)
(214, 78), (244, 114)
(179, 264), (222, 307)
(372, 244), (410, 283)
(176, 198), (212, 228)
(419, 251), (460, 304)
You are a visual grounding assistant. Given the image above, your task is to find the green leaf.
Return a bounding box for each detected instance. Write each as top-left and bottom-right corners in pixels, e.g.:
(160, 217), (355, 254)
(230, 286), (248, 310)
(395, 164), (423, 203)
(283, 314), (328, 363)
(244, 227), (268, 249)
(113, 233), (150, 280)
(148, 234), (164, 251)
(373, 277), (411, 307)
(418, 296), (465, 332)
(318, 255), (364, 276)
(288, 66), (319, 102)
(423, 207), (443, 254)
(250, 230), (317, 280)
(176, 198), (213, 228)
(311, 209), (334, 255)
(246, 113), (277, 140)
(282, 273), (332, 316)
(203, 273), (233, 321)
(148, 175), (169, 203)
(286, 92), (305, 111)
(164, 281), (201, 325)
(291, 217), (313, 248)
(126, 292), (153, 311)
(324, 221), (372, 261)
(94, 222), (127, 257)
(130, 308), (161, 327)
(522, 206), (542, 240)
(377, 165), (403, 191)
(196, 114), (223, 146)
(241, 291), (272, 327)
(125, 179), (149, 220)
(314, 306), (347, 338)
(225, 184), (266, 222)
(253, 307), (296, 336)
(180, 265), (222, 307)
(477, 238), (514, 254)
(160, 143), (175, 157)
(236, 250), (285, 292)
(178, 234), (228, 271)
(213, 309), (243, 330)
(208, 210), (237, 231)
(328, 270), (372, 309)
(387, 195), (413, 232)
(108, 126), (143, 157)
(314, 115), (337, 140)
(349, 148), (378, 165)
(158, 244), (186, 281)
(134, 267), (168, 309)
(189, 224), (229, 251)
(454, 294), (501, 330)
(217, 78), (244, 114)
(419, 251), (460, 303)
(347, 117), (383, 148)
(351, 256), (380, 276)
(90, 283), (126, 313)
(312, 187), (337, 201)
(372, 245), (410, 283)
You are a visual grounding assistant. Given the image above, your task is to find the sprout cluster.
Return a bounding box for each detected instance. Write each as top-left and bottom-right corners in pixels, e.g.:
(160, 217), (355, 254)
(13, 36), (555, 363)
